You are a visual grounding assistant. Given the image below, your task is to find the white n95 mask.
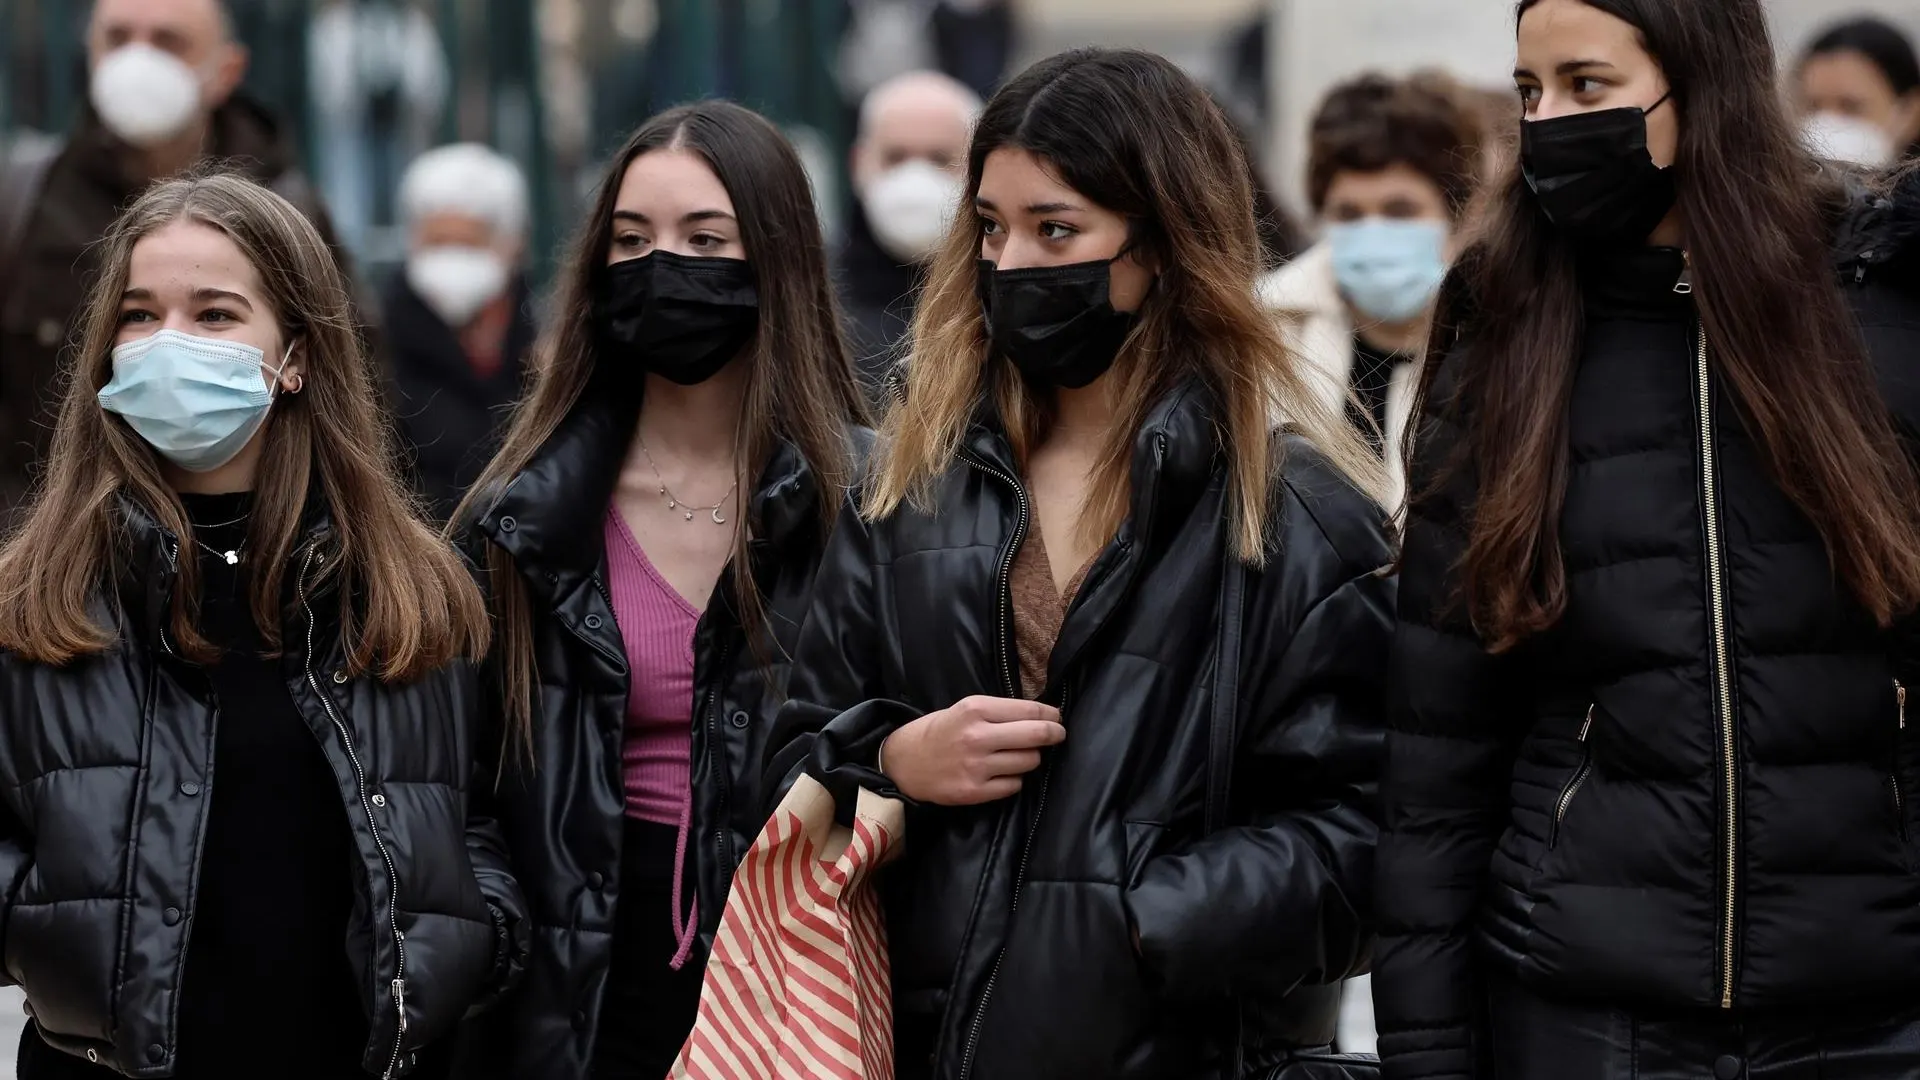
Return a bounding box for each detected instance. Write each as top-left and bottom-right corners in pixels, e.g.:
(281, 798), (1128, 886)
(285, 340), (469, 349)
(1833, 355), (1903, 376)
(862, 160), (963, 264)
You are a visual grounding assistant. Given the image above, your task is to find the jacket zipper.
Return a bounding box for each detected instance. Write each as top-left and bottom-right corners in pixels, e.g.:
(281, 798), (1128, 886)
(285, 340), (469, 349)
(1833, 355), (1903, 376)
(298, 545), (409, 1077)
(959, 684), (1064, 1080)
(956, 448), (1035, 1080)
(1549, 705), (1595, 849)
(1694, 320), (1739, 1010)
(1896, 679), (1908, 841)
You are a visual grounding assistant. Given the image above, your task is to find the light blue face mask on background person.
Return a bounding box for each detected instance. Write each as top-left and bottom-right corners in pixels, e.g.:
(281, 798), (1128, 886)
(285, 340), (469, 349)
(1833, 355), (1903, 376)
(98, 328), (293, 472)
(1328, 218), (1450, 325)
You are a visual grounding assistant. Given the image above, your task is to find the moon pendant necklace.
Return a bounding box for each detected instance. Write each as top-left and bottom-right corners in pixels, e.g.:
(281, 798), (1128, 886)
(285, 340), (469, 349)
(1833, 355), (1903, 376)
(637, 436), (738, 525)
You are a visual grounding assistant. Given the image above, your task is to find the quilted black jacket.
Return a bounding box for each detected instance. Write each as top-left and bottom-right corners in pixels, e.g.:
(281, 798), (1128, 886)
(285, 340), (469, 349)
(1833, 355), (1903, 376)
(0, 498), (526, 1079)
(455, 392), (866, 1080)
(1375, 192), (1920, 1079)
(766, 382), (1395, 1080)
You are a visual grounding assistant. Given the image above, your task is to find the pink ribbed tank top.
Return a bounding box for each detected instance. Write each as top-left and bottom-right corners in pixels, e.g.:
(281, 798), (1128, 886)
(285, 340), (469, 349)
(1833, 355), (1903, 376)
(603, 509), (699, 826)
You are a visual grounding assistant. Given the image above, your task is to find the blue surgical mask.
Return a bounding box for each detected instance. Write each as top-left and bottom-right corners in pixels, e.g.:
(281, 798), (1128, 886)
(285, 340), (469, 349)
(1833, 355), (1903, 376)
(98, 329), (292, 472)
(1327, 218), (1450, 325)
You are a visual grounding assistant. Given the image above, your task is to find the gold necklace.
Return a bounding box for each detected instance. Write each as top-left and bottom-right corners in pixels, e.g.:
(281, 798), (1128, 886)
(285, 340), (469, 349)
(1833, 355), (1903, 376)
(637, 436), (738, 525)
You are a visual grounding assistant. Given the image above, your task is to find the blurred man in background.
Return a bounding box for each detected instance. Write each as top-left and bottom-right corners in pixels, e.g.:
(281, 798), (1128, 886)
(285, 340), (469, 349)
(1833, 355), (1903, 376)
(0, 0), (344, 516)
(385, 143), (535, 523)
(837, 70), (980, 401)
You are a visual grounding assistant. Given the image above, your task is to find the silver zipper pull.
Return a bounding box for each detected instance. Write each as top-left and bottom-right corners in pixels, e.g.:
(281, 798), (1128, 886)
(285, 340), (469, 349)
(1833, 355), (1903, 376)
(1898, 679), (1907, 730)
(392, 978), (408, 1034)
(1672, 268), (1693, 295)
(1578, 704), (1595, 741)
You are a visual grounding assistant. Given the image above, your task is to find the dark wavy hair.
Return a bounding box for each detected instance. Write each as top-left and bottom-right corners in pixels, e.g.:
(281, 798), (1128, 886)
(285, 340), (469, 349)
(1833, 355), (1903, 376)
(1307, 70), (1488, 220)
(1412, 0), (1920, 652)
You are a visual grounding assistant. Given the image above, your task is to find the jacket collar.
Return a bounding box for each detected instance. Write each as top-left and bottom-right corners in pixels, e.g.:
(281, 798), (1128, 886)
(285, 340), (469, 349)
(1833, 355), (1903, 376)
(964, 376), (1221, 550)
(474, 392), (826, 584)
(113, 487), (336, 646)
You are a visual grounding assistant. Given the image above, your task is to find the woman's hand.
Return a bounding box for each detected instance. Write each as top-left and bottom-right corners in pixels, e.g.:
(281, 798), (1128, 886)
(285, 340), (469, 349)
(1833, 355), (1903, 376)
(879, 695), (1064, 805)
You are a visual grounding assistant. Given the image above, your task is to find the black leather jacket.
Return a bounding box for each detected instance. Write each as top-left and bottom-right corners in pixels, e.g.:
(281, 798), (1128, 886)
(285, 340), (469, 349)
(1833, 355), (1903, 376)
(767, 382), (1395, 1080)
(458, 394), (867, 1080)
(0, 498), (525, 1078)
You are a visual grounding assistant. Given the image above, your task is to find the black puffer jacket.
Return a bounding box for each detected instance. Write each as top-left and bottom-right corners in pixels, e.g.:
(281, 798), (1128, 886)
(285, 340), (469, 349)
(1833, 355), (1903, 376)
(766, 382), (1394, 1080)
(457, 393), (866, 1080)
(1376, 198), (1920, 1078)
(0, 498), (525, 1079)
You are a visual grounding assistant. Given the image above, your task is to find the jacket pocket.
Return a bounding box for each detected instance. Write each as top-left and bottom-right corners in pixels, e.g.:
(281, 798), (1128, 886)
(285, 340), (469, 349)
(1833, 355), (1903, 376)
(1547, 705), (1595, 850)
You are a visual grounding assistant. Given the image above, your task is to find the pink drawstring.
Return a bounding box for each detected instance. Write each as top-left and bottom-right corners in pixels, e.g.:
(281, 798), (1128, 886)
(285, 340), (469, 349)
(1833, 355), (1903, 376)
(667, 788), (699, 971)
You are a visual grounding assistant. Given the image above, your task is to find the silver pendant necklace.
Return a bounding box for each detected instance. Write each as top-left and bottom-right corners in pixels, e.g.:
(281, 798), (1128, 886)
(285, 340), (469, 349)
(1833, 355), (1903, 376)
(637, 435), (738, 525)
(193, 537), (242, 566)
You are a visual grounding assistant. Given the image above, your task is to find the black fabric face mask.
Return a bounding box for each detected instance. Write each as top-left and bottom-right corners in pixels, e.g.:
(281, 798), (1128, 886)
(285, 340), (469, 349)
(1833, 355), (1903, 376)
(1521, 92), (1677, 244)
(975, 257), (1137, 389)
(594, 250), (759, 387)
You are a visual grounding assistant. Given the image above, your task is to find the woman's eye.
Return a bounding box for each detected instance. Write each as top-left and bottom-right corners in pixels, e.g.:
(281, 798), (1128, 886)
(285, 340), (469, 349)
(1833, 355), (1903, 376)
(614, 232), (648, 251)
(1517, 85), (1541, 106)
(1573, 76), (1604, 94)
(200, 309), (234, 323)
(1039, 221), (1077, 241)
(979, 218), (1003, 237)
(690, 233), (727, 251)
(117, 309), (154, 325)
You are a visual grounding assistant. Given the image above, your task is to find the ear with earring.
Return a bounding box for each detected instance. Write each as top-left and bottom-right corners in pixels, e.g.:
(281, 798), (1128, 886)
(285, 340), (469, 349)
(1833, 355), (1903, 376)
(285, 373), (305, 395)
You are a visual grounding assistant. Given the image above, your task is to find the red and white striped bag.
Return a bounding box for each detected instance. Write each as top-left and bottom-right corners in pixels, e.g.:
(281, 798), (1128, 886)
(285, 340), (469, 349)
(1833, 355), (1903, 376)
(668, 773), (905, 1080)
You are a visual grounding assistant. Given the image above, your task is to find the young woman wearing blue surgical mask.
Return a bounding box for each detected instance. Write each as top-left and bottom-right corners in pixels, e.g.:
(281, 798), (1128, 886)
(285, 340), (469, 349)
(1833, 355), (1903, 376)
(0, 172), (522, 1080)
(1377, 0), (1920, 1076)
(1259, 71), (1486, 515)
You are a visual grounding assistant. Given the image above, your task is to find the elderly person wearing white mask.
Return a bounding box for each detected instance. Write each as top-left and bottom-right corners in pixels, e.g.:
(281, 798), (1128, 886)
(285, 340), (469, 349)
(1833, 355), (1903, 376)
(384, 142), (535, 522)
(836, 69), (981, 402)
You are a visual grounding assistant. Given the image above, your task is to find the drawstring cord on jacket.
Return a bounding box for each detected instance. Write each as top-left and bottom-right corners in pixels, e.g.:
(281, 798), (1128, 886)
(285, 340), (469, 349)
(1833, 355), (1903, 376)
(668, 788), (699, 970)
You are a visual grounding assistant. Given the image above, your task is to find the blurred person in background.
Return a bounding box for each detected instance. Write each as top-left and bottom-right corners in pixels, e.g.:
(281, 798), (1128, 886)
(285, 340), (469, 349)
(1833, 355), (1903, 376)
(838, 70), (981, 398)
(387, 143), (536, 523)
(308, 0), (450, 261)
(837, 0), (1016, 105)
(1795, 15), (1920, 167)
(0, 0), (346, 521)
(1259, 71), (1486, 516)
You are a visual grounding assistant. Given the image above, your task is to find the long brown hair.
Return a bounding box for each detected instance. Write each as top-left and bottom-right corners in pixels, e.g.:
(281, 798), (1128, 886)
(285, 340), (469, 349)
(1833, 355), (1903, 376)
(868, 48), (1383, 560)
(0, 172), (488, 678)
(1418, 0), (1920, 652)
(456, 101), (863, 748)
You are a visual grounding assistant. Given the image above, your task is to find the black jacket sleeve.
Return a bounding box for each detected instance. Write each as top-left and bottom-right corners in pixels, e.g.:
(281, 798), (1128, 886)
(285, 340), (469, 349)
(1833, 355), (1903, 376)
(1127, 449), (1394, 1003)
(1373, 369), (1524, 1080)
(762, 496), (922, 812)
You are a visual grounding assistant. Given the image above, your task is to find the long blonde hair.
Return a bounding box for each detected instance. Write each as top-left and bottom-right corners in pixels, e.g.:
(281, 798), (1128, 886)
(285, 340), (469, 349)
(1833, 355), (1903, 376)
(869, 48), (1383, 560)
(0, 171), (488, 678)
